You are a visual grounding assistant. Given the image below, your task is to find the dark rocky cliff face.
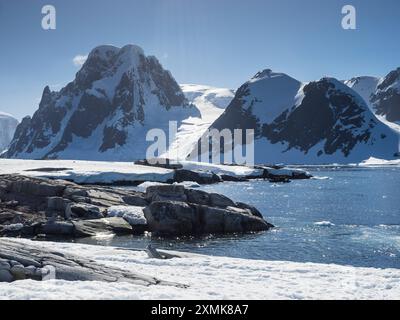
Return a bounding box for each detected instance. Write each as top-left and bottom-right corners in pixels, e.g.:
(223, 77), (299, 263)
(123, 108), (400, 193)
(370, 68), (400, 124)
(262, 79), (375, 156)
(5, 45), (199, 160)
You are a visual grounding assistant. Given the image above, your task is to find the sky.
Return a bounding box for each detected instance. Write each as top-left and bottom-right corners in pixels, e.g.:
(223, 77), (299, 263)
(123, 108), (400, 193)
(0, 0), (399, 120)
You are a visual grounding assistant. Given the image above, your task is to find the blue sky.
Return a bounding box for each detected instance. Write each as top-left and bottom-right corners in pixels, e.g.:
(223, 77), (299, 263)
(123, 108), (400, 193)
(0, 0), (399, 120)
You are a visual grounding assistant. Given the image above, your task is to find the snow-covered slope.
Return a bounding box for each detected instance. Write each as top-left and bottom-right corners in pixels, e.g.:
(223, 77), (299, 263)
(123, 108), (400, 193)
(180, 84), (234, 110)
(345, 69), (400, 131)
(193, 69), (400, 165)
(344, 76), (380, 109)
(5, 45), (200, 161)
(0, 112), (18, 153)
(163, 84), (234, 160)
(1, 239), (399, 300)
(370, 68), (400, 125)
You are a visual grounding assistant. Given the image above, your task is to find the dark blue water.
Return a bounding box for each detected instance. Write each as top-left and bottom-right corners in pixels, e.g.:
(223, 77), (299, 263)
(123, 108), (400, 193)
(79, 167), (400, 269)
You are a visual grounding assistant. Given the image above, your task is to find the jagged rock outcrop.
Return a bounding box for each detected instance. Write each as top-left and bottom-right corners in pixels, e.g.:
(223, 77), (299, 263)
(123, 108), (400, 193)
(345, 69), (400, 127)
(0, 175), (273, 238)
(143, 185), (273, 236)
(370, 68), (400, 124)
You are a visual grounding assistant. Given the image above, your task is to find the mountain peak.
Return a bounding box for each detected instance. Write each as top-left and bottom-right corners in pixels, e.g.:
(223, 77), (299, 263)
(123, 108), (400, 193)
(5, 44), (198, 161)
(250, 69), (288, 82)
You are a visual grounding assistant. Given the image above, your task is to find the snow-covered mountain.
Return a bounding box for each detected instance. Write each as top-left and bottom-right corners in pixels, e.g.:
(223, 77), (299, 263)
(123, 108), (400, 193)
(370, 68), (400, 125)
(344, 76), (380, 109)
(192, 69), (400, 164)
(163, 84), (234, 159)
(5, 45), (200, 161)
(345, 69), (400, 130)
(0, 112), (18, 154)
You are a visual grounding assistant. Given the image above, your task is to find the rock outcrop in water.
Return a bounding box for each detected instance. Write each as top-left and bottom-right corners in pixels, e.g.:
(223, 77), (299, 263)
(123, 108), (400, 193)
(0, 175), (273, 238)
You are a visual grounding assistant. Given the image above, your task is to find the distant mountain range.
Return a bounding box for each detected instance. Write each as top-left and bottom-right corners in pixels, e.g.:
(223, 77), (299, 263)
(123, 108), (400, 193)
(3, 44), (399, 164)
(191, 69), (400, 164)
(0, 112), (18, 154)
(345, 68), (400, 130)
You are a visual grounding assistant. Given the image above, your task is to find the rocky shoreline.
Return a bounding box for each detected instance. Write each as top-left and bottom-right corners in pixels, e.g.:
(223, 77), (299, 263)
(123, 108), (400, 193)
(136, 159), (313, 184)
(0, 238), (186, 285)
(0, 174), (273, 239)
(0, 159), (312, 186)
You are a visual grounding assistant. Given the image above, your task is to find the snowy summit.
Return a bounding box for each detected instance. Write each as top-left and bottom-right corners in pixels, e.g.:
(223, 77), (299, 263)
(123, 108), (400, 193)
(5, 45), (200, 161)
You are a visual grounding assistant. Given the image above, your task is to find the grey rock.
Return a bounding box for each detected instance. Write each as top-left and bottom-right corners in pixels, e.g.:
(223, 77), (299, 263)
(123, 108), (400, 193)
(63, 187), (88, 198)
(145, 185), (187, 202)
(209, 193), (236, 208)
(47, 196), (71, 211)
(0, 238), (186, 287)
(144, 201), (196, 236)
(122, 195), (148, 206)
(40, 221), (75, 236)
(145, 201), (272, 236)
(6, 177), (66, 197)
(236, 202), (264, 218)
(10, 264), (27, 280)
(67, 203), (104, 219)
(174, 169), (222, 184)
(199, 205), (271, 234)
(0, 269), (14, 282)
(73, 217), (133, 237)
(185, 189), (210, 206)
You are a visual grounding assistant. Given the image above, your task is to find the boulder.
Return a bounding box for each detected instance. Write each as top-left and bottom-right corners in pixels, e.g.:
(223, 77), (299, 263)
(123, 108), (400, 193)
(185, 189), (210, 206)
(6, 177), (66, 197)
(122, 195), (148, 206)
(72, 217), (133, 237)
(144, 200), (273, 236)
(184, 189), (237, 208)
(39, 221), (75, 236)
(63, 187), (88, 198)
(236, 202), (264, 218)
(66, 203), (104, 219)
(174, 169), (222, 184)
(0, 268), (14, 282)
(209, 193), (236, 208)
(144, 201), (197, 236)
(199, 205), (272, 234)
(145, 185), (187, 202)
(47, 197), (72, 219)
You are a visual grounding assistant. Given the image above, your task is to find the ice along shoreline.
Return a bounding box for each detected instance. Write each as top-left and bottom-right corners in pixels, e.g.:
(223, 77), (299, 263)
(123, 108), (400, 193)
(0, 158), (312, 185)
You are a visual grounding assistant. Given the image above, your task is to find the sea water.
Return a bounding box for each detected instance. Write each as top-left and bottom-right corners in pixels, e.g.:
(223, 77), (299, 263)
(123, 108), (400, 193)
(79, 167), (400, 269)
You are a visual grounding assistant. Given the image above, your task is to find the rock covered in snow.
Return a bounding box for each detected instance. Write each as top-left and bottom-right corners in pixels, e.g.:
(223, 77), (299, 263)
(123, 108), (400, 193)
(0, 112), (18, 153)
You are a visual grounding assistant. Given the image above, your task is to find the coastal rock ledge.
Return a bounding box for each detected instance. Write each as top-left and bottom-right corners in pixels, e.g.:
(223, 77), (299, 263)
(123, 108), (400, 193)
(0, 174), (273, 238)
